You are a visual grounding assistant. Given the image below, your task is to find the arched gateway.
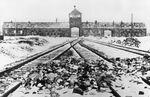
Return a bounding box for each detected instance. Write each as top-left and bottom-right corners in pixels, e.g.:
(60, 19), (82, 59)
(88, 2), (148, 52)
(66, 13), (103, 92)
(104, 30), (112, 37)
(71, 27), (79, 37)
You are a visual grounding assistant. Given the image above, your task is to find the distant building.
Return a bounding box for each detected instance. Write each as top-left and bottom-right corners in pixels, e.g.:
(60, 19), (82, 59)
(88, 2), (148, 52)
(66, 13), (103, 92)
(2, 6), (147, 37)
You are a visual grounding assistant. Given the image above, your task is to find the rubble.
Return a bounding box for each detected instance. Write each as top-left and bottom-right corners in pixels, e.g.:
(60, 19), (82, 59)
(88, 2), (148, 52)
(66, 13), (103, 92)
(2, 37), (150, 97)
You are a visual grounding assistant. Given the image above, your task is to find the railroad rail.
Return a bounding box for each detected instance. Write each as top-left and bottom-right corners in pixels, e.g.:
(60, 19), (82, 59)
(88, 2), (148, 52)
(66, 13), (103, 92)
(71, 45), (85, 59)
(84, 38), (150, 56)
(0, 39), (77, 77)
(82, 38), (150, 96)
(1, 38), (122, 97)
(78, 40), (114, 63)
(0, 39), (80, 97)
(76, 40), (121, 97)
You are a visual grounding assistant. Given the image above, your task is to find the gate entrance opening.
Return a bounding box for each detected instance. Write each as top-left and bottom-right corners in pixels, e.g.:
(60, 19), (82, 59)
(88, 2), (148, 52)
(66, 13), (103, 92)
(71, 27), (79, 37)
(104, 30), (112, 37)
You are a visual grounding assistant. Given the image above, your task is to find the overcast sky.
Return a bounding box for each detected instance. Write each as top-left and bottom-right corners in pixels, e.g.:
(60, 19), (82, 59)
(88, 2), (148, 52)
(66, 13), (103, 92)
(0, 0), (150, 32)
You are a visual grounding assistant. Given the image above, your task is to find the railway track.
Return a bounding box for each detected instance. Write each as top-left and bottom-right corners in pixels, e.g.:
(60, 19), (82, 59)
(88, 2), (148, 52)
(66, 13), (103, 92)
(78, 40), (114, 63)
(63, 40), (121, 97)
(0, 39), (78, 77)
(84, 38), (150, 56)
(6, 36), (149, 97)
(81, 38), (150, 96)
(1, 37), (123, 97)
(76, 40), (121, 97)
(0, 39), (80, 97)
(66, 40), (121, 97)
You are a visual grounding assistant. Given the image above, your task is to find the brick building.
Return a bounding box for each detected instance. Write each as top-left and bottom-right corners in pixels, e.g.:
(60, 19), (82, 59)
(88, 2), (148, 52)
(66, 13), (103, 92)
(2, 6), (147, 37)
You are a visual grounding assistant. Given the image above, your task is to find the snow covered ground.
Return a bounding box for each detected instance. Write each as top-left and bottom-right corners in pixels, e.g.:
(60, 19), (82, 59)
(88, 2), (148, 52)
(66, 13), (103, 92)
(11, 86), (114, 97)
(84, 36), (150, 97)
(86, 36), (150, 51)
(1, 36), (150, 97)
(0, 36), (74, 70)
(83, 41), (141, 59)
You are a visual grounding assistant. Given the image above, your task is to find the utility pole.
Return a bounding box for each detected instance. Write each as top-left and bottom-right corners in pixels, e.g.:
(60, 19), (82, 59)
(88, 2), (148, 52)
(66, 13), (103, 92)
(15, 22), (17, 36)
(56, 18), (58, 22)
(131, 13), (134, 37)
(112, 20), (115, 37)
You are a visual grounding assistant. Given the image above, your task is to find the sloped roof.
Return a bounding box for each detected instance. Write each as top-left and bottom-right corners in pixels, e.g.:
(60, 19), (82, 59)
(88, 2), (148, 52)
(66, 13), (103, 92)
(69, 7), (81, 16)
(3, 22), (70, 28)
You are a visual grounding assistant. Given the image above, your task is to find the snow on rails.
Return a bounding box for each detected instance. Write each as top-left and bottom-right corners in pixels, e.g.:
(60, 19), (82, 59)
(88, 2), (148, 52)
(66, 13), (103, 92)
(0, 39), (79, 97)
(1, 38), (123, 97)
(2, 37), (150, 97)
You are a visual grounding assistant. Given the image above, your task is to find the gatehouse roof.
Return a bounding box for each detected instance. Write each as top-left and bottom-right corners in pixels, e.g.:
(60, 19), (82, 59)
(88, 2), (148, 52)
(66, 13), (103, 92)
(69, 6), (81, 16)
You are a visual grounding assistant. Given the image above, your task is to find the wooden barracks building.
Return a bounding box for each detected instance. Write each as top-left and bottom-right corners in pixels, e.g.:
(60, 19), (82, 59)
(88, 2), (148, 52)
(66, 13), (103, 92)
(2, 6), (147, 37)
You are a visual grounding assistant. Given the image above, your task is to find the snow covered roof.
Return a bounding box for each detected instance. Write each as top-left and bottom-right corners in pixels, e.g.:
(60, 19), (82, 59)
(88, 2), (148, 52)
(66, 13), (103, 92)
(3, 22), (70, 29)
